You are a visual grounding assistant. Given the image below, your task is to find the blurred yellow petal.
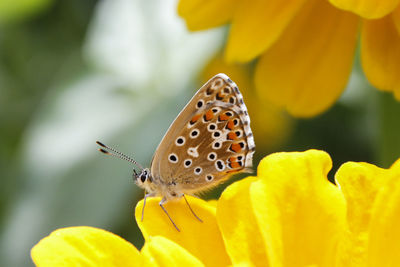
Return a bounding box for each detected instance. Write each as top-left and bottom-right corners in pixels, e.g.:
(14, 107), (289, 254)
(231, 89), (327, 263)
(335, 162), (389, 266)
(328, 0), (400, 19)
(392, 157), (400, 169)
(255, 0), (359, 117)
(207, 199), (218, 207)
(361, 15), (400, 100)
(367, 159), (400, 266)
(226, 0), (306, 62)
(135, 196), (230, 267)
(393, 5), (400, 34)
(250, 150), (346, 266)
(141, 236), (204, 266)
(217, 177), (269, 266)
(177, 0), (236, 31)
(31, 226), (141, 267)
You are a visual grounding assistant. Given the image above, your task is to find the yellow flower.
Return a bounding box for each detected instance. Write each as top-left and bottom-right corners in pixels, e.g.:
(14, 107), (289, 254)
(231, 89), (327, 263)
(31, 150), (400, 266)
(178, 0), (400, 117)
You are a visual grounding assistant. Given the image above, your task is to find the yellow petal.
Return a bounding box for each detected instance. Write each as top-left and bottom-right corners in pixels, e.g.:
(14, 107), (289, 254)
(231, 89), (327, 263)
(334, 162), (389, 266)
(226, 0), (307, 62)
(135, 196), (230, 267)
(328, 0), (400, 19)
(255, 0), (359, 117)
(141, 236), (204, 266)
(393, 5), (400, 34)
(367, 158), (400, 266)
(361, 15), (400, 100)
(250, 150), (346, 267)
(177, 0), (235, 31)
(217, 177), (269, 266)
(391, 157), (400, 169)
(207, 199), (218, 207)
(31, 226), (141, 267)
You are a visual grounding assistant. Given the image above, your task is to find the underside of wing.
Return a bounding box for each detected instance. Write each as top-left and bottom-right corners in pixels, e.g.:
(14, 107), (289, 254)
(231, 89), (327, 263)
(151, 74), (255, 194)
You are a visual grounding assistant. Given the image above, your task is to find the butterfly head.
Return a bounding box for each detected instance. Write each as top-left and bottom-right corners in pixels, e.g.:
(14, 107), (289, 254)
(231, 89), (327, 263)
(134, 168), (153, 189)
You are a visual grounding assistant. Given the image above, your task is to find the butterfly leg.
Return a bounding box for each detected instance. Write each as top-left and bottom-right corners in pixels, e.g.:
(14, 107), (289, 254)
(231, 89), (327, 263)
(141, 192), (153, 222)
(183, 194), (203, 223)
(159, 197), (180, 232)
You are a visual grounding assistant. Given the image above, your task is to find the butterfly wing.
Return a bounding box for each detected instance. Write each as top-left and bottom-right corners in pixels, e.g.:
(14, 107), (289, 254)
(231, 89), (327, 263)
(150, 73), (255, 194)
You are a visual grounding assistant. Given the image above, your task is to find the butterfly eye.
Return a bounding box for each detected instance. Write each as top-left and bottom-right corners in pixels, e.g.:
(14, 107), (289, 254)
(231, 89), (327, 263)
(139, 170), (148, 183)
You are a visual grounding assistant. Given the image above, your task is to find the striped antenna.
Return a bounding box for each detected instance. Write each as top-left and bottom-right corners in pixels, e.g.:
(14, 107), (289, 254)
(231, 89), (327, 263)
(96, 141), (144, 170)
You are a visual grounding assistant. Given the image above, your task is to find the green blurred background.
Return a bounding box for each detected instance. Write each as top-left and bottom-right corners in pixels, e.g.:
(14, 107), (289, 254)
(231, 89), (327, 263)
(1, 0), (399, 266)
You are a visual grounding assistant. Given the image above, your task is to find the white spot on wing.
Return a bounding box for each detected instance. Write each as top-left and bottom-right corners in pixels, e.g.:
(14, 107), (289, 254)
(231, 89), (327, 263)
(187, 146), (199, 158)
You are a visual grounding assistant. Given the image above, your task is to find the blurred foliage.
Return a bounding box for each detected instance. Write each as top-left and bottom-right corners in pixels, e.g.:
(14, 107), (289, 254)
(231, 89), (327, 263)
(0, 0), (97, 265)
(0, 0), (53, 24)
(379, 92), (400, 168)
(0, 0), (97, 220)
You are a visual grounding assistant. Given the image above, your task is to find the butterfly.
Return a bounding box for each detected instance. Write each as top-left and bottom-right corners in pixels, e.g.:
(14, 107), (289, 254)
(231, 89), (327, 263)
(96, 73), (255, 231)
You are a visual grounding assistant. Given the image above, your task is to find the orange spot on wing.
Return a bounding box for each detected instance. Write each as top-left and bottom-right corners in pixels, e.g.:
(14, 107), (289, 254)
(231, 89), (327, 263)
(190, 114), (201, 124)
(219, 113), (229, 121)
(229, 156), (236, 162)
(227, 132), (237, 140)
(230, 161), (241, 168)
(226, 120), (235, 130)
(230, 143), (242, 153)
(204, 109), (214, 121)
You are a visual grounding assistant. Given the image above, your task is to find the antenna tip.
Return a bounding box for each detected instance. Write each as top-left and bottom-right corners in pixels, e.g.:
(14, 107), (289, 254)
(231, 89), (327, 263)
(96, 141), (106, 147)
(98, 148), (110, 155)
